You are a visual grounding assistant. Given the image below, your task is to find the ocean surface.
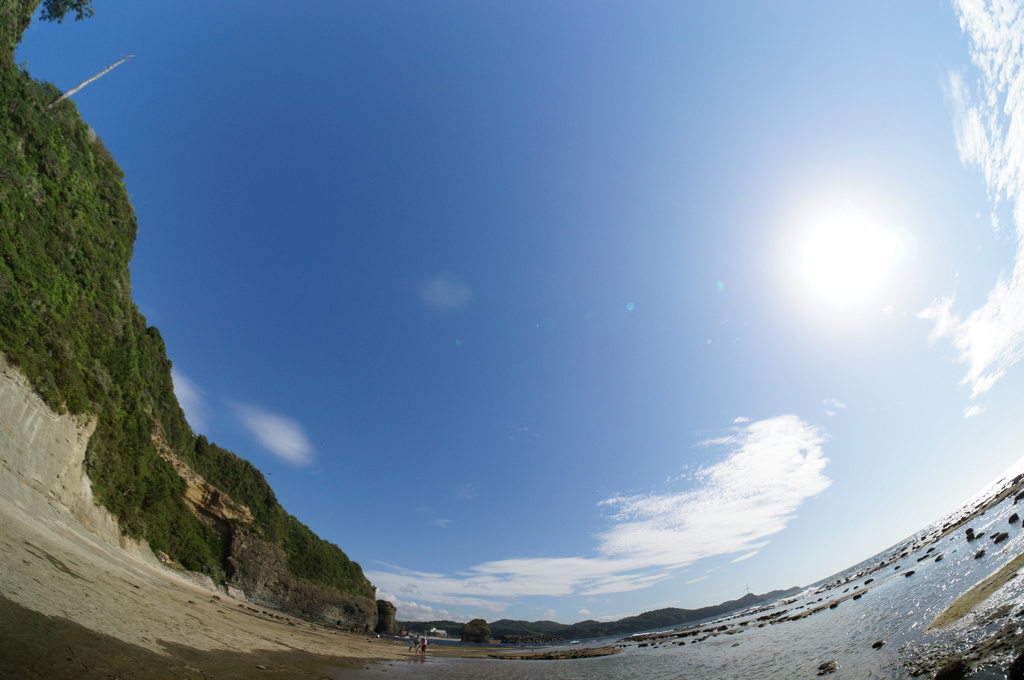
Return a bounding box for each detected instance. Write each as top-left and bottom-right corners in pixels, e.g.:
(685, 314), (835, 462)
(341, 469), (1024, 679)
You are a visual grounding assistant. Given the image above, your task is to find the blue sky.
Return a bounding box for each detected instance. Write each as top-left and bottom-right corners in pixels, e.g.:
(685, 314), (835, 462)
(17, 0), (1024, 623)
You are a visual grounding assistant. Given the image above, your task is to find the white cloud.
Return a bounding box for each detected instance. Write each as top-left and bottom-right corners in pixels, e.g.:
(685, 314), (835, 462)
(378, 592), (457, 623)
(686, 575), (710, 584)
(823, 398), (847, 409)
(598, 416), (829, 561)
(923, 1), (1024, 399)
(231, 403), (314, 466)
(733, 416), (749, 423)
(731, 550), (761, 563)
(417, 273), (472, 310)
(369, 563), (514, 614)
(578, 608), (591, 617)
(367, 415), (829, 615)
(171, 368), (206, 433)
(964, 403), (986, 419)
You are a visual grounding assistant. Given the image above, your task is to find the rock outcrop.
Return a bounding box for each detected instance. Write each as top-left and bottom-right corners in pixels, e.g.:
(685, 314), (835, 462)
(462, 618), (491, 643)
(375, 600), (398, 635)
(227, 529), (377, 630)
(157, 443), (255, 526)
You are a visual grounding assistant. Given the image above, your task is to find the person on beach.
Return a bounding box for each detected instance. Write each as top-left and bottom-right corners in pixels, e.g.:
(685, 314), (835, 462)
(421, 636), (428, 655)
(407, 635), (416, 652)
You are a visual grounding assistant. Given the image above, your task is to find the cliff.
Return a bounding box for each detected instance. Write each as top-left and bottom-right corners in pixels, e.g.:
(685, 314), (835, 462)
(0, 1), (377, 629)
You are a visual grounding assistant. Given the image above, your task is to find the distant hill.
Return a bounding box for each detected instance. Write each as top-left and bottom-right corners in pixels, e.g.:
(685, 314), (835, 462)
(400, 587), (803, 640)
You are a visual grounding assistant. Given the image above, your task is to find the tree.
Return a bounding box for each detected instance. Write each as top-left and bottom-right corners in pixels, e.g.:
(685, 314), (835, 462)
(39, 0), (94, 23)
(461, 618), (490, 643)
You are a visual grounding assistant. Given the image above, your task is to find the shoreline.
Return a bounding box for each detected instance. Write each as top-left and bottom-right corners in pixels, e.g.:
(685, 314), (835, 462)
(0, 355), (601, 677)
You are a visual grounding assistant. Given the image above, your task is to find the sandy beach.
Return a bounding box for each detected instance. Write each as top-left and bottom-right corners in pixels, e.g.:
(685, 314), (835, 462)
(0, 356), (423, 678)
(0, 481), (424, 678)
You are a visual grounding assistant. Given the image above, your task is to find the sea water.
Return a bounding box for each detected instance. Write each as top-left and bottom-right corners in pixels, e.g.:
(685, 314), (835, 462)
(342, 476), (1024, 679)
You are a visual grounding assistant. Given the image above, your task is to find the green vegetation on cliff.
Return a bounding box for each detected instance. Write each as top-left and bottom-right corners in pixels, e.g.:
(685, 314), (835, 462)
(0, 1), (373, 601)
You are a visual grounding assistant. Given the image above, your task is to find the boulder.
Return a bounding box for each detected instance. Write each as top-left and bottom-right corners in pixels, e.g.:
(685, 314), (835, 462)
(1009, 652), (1024, 680)
(934, 657), (968, 680)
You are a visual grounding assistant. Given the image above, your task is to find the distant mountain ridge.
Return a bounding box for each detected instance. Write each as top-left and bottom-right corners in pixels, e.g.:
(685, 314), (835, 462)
(400, 587), (802, 640)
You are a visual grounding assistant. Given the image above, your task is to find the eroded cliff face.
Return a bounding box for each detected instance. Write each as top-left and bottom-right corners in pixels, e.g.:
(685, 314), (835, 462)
(155, 438), (377, 629)
(228, 529), (377, 630)
(0, 354), (148, 560)
(1, 353), (377, 630)
(154, 436), (256, 526)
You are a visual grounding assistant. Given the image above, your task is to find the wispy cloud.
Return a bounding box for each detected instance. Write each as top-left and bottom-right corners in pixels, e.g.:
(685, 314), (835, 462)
(417, 273), (472, 311)
(964, 403), (986, 419)
(454, 483), (478, 501)
(598, 416), (829, 562)
(366, 415), (829, 614)
(922, 2), (1024, 399)
(731, 550), (761, 563)
(170, 367), (206, 433)
(823, 398), (846, 417)
(231, 403), (314, 466)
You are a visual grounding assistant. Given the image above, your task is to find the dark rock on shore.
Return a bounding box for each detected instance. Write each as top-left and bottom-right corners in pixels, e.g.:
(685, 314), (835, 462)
(934, 657), (968, 680)
(499, 634), (564, 644)
(1009, 652), (1024, 680)
(461, 618), (491, 643)
(375, 600), (398, 635)
(488, 646), (622, 660)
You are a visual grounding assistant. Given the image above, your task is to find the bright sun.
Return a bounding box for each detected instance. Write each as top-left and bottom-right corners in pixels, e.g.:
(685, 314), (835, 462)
(799, 214), (902, 305)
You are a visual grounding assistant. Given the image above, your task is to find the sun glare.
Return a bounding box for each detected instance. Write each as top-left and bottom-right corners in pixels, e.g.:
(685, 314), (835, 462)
(799, 215), (902, 305)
